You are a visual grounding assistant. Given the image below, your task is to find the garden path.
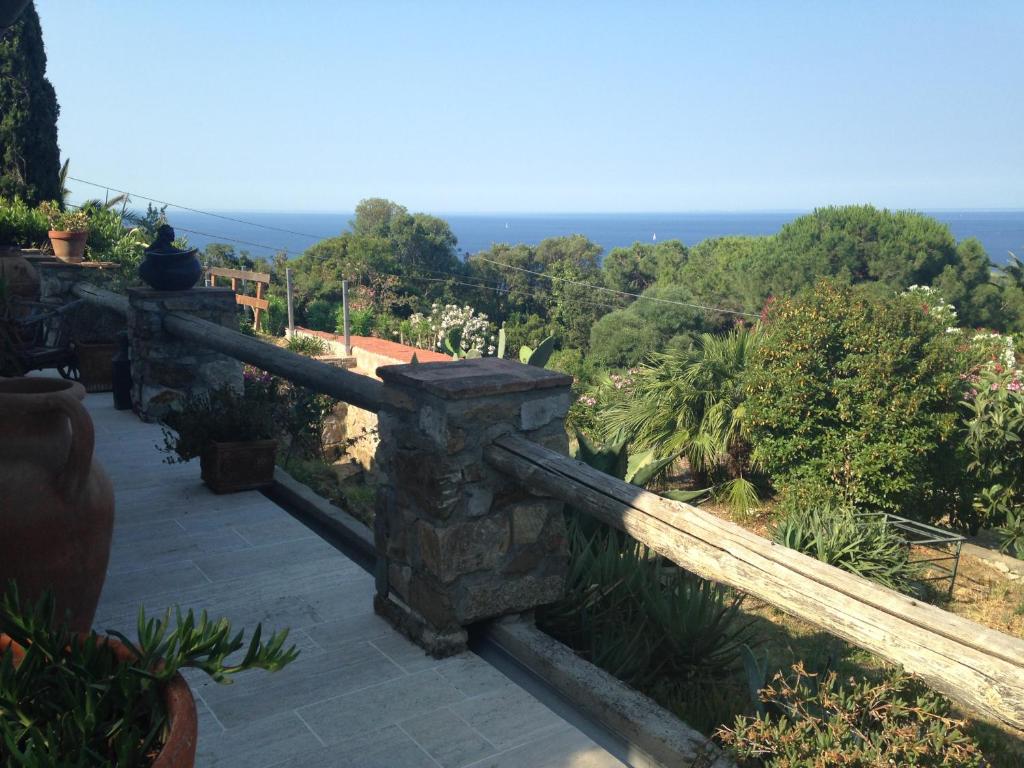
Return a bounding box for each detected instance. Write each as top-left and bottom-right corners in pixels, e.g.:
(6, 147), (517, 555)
(86, 391), (623, 768)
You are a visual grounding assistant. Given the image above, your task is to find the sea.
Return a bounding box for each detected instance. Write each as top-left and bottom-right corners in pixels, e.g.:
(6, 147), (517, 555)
(166, 210), (1024, 265)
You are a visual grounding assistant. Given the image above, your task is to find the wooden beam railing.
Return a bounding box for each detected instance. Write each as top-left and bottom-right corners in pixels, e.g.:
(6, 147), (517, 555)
(70, 283), (398, 413)
(485, 433), (1024, 737)
(207, 266), (270, 331)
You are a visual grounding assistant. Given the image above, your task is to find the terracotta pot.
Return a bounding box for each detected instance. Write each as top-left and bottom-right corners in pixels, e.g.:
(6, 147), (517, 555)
(0, 633), (197, 768)
(76, 341), (118, 392)
(0, 247), (40, 298)
(48, 230), (88, 263)
(200, 439), (277, 493)
(0, 377), (114, 631)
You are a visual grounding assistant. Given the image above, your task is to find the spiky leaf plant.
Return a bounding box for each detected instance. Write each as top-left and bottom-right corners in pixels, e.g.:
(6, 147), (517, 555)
(0, 583), (298, 766)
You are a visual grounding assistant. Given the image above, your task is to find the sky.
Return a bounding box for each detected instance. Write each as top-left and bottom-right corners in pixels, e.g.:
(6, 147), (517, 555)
(35, 0), (1024, 213)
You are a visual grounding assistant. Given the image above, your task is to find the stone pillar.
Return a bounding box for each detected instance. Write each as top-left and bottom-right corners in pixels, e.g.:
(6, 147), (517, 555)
(37, 261), (83, 304)
(126, 287), (242, 422)
(374, 358), (573, 656)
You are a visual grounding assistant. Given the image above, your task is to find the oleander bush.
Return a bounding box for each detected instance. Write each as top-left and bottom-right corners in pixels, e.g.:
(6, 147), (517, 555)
(772, 482), (921, 593)
(746, 281), (972, 527)
(718, 664), (986, 767)
(962, 361), (1024, 538)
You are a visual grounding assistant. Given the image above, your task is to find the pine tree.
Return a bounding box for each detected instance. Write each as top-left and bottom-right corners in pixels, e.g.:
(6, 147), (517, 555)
(0, 1), (60, 204)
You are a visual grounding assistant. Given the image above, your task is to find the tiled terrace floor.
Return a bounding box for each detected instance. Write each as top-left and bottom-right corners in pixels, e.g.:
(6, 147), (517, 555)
(86, 392), (624, 768)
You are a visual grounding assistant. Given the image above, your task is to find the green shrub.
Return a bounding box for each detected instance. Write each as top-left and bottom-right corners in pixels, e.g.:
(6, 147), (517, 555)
(0, 196), (48, 247)
(718, 664), (986, 767)
(303, 298), (337, 332)
(264, 294), (288, 336)
(998, 510), (1024, 559)
(747, 281), (971, 526)
(963, 361), (1024, 533)
(286, 334), (328, 356)
(772, 483), (921, 593)
(336, 305), (373, 336)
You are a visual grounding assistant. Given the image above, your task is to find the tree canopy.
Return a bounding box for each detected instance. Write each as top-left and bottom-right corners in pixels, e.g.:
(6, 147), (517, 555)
(0, 1), (60, 204)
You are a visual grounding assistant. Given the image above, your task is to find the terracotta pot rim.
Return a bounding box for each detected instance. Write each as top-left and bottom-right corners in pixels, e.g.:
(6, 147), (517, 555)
(0, 376), (85, 398)
(0, 633), (197, 768)
(47, 230), (88, 240)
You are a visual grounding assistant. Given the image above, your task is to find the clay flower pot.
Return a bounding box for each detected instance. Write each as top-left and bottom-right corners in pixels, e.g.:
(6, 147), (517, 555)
(48, 230), (88, 263)
(0, 633), (198, 768)
(0, 377), (114, 631)
(201, 439), (277, 493)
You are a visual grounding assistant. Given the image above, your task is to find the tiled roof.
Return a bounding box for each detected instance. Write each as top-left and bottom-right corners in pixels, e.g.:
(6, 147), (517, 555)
(294, 327), (452, 364)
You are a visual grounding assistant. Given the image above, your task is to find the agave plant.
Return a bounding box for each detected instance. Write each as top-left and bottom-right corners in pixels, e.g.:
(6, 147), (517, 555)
(600, 324), (762, 514)
(539, 513), (755, 683)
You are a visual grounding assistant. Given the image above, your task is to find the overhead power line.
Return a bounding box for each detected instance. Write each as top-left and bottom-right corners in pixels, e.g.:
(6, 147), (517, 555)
(68, 176), (330, 242)
(474, 256), (759, 317)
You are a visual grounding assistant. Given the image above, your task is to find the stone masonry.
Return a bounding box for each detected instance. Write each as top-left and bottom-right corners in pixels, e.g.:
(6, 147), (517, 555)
(126, 288), (242, 422)
(373, 358), (573, 656)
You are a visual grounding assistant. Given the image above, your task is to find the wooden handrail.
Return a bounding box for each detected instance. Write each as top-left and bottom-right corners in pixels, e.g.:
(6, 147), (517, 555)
(70, 283), (400, 413)
(485, 433), (1024, 736)
(206, 266), (271, 283)
(71, 282), (129, 316)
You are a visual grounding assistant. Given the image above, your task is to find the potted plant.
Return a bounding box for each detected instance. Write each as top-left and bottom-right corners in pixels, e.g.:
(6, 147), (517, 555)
(160, 384), (278, 494)
(39, 201), (90, 263)
(0, 583), (298, 767)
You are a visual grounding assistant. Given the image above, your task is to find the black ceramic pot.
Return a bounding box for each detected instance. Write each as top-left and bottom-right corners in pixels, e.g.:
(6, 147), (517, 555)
(139, 249), (202, 291)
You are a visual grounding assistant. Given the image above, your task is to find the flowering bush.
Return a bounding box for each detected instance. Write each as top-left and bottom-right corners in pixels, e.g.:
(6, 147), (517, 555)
(962, 363), (1024, 534)
(408, 303), (496, 357)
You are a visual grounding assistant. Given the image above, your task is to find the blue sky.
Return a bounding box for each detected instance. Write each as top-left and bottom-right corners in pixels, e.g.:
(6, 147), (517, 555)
(36, 1), (1023, 213)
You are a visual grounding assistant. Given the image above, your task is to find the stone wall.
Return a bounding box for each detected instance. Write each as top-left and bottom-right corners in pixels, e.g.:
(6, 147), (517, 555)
(374, 358), (572, 655)
(126, 288), (242, 421)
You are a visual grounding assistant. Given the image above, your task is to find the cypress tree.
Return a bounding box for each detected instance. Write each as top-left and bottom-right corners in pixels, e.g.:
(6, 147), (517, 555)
(0, 1), (60, 204)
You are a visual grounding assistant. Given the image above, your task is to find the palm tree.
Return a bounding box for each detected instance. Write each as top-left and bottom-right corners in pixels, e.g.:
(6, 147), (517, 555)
(602, 324), (762, 513)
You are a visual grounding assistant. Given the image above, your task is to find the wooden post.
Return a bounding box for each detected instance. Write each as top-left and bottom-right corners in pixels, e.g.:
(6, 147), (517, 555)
(285, 267), (294, 334)
(342, 279), (351, 355)
(253, 281), (264, 332)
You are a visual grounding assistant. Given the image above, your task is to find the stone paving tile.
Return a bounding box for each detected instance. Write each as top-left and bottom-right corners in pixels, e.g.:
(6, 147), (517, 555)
(199, 639), (405, 728)
(462, 725), (625, 768)
(299, 668), (467, 745)
(449, 683), (566, 751)
(434, 654), (516, 699)
(303, 611), (394, 650)
(266, 724), (439, 768)
(97, 560), (211, 607)
(400, 708), (499, 768)
(107, 526), (250, 575)
(195, 711), (323, 768)
(370, 630), (445, 674)
(231, 515), (318, 546)
(191, 536), (343, 582)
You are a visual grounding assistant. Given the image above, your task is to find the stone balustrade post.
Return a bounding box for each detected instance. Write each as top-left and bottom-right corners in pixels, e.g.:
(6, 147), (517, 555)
(126, 287), (242, 421)
(374, 358), (573, 656)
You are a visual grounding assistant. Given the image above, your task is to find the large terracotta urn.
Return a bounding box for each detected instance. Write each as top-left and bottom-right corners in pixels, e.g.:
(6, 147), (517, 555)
(0, 247), (39, 299)
(0, 377), (114, 631)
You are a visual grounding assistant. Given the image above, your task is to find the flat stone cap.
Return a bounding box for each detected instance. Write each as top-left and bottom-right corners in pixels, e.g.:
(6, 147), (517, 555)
(377, 357), (572, 399)
(128, 287), (236, 299)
